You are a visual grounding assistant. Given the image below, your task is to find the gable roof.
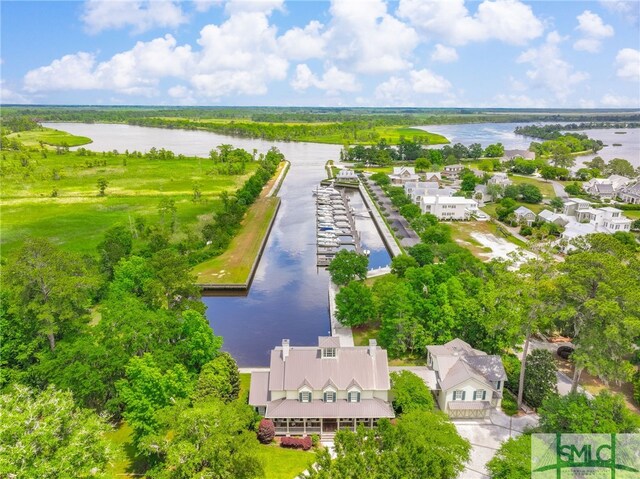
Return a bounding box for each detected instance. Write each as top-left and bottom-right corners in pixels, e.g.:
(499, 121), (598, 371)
(268, 342), (390, 392)
(427, 338), (506, 391)
(514, 206), (534, 216)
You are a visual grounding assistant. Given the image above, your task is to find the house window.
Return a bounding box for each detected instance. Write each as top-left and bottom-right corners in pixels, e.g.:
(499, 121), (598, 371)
(473, 390), (487, 401)
(493, 381), (501, 390)
(322, 348), (336, 358)
(453, 390), (465, 401)
(324, 391), (336, 403)
(299, 391), (311, 403)
(348, 391), (360, 403)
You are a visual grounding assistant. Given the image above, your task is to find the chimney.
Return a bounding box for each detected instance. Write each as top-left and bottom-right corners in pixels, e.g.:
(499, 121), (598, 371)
(282, 339), (290, 361)
(368, 339), (377, 359)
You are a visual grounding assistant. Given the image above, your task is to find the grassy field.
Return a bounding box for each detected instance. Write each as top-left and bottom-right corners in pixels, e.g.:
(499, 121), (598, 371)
(105, 422), (145, 478)
(6, 127), (93, 147)
(192, 161), (286, 285)
(623, 210), (640, 220)
(255, 444), (313, 479)
(0, 148), (255, 256)
(238, 373), (251, 404)
(510, 175), (556, 198)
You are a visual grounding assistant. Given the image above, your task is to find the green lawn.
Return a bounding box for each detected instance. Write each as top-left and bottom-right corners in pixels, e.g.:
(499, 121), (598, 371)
(238, 373), (251, 404)
(255, 444), (314, 479)
(509, 175), (556, 198)
(104, 422), (145, 478)
(193, 161), (286, 285)
(623, 210), (640, 220)
(352, 323), (381, 347)
(1, 148), (254, 256)
(7, 127), (93, 147)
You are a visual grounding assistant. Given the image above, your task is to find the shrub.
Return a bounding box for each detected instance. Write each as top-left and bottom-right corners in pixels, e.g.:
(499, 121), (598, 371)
(280, 436), (312, 450)
(501, 393), (519, 416)
(311, 434), (320, 448)
(257, 419), (275, 444)
(502, 354), (521, 395)
(633, 371), (640, 406)
(523, 349), (557, 409)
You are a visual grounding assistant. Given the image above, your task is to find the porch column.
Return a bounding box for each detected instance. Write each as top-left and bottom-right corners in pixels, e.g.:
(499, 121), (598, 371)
(320, 418), (323, 436)
(303, 418), (307, 437)
(369, 418), (373, 428)
(286, 418), (290, 436)
(352, 418), (356, 432)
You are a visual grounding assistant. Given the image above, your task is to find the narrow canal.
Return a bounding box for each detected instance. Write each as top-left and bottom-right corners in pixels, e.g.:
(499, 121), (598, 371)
(44, 123), (392, 366)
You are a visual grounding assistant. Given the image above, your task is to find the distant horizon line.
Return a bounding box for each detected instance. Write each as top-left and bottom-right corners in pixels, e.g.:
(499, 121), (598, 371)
(2, 104), (640, 112)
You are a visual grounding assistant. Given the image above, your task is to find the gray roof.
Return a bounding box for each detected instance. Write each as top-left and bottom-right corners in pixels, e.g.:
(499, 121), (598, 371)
(318, 336), (341, 348)
(623, 182), (640, 195)
(268, 343), (390, 392)
(514, 206), (534, 216)
(249, 371), (270, 406)
(427, 338), (506, 391)
(265, 398), (395, 419)
(595, 183), (614, 194)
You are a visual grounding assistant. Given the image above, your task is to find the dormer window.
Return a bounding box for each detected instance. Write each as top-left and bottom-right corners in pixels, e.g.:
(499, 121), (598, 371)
(348, 391), (360, 403)
(324, 391), (336, 403)
(299, 391), (311, 403)
(322, 347), (336, 358)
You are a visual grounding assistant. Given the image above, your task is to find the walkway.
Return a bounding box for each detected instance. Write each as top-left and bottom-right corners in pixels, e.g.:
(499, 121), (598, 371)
(550, 180), (568, 198)
(328, 281), (354, 347)
(365, 180), (421, 248)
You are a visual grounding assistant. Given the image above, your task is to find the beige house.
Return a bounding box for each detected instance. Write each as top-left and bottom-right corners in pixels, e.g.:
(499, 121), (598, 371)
(249, 337), (394, 439)
(514, 206), (536, 226)
(389, 166), (420, 185)
(426, 339), (506, 418)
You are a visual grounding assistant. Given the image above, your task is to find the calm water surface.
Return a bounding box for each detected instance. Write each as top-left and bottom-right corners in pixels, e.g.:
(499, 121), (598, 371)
(44, 123), (388, 366)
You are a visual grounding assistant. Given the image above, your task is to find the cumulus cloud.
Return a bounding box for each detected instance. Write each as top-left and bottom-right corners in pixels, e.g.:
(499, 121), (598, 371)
(1, 80), (31, 104)
(397, 0), (543, 46)
(599, 0), (639, 23)
(615, 48), (640, 81)
(601, 93), (638, 107)
(192, 0), (221, 13)
(291, 64), (359, 94)
(278, 21), (327, 61)
(573, 10), (614, 52)
(517, 31), (589, 102)
(82, 0), (188, 34)
(375, 68), (452, 105)
(431, 44), (458, 63)
(326, 0), (419, 74)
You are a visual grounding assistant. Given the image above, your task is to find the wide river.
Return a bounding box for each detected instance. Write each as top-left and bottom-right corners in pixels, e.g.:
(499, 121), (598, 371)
(43, 122), (391, 366)
(43, 121), (639, 365)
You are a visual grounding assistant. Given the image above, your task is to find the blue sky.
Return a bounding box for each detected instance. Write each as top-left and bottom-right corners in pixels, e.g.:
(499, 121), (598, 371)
(1, 0), (639, 107)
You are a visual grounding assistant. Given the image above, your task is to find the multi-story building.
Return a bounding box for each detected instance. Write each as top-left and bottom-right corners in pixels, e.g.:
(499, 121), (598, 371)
(249, 337), (394, 439)
(420, 195), (479, 220)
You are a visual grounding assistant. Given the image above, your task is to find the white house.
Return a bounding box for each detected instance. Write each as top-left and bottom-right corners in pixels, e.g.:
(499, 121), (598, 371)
(488, 172), (512, 187)
(389, 166), (420, 185)
(336, 168), (357, 181)
(620, 181), (640, 204)
(514, 206), (536, 226)
(420, 196), (479, 220)
(249, 337), (394, 439)
(443, 164), (465, 179)
(583, 175), (633, 200)
(426, 339), (506, 418)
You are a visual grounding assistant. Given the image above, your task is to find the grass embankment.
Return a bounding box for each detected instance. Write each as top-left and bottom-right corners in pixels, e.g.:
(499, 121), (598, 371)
(0, 149), (254, 256)
(509, 175), (556, 198)
(192, 161), (287, 285)
(6, 127), (92, 147)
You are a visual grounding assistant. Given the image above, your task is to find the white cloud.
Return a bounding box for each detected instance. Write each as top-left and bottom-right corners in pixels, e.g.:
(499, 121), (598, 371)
(192, 0), (221, 13)
(601, 93), (638, 107)
(489, 93), (548, 108)
(24, 35), (192, 96)
(600, 0), (639, 23)
(278, 21), (327, 61)
(397, 0), (544, 46)
(573, 10), (614, 52)
(374, 68), (452, 105)
(431, 44), (458, 63)
(615, 48), (640, 81)
(167, 85), (196, 104)
(326, 0), (419, 74)
(517, 31), (589, 102)
(291, 64), (359, 94)
(0, 80), (31, 104)
(224, 0), (283, 15)
(409, 69), (451, 94)
(82, 0), (187, 34)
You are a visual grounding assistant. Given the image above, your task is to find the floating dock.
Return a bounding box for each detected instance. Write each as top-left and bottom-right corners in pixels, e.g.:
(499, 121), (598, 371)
(314, 184), (363, 266)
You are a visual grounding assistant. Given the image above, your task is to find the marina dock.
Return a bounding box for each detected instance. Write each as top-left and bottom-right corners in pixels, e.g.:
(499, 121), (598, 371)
(314, 184), (363, 266)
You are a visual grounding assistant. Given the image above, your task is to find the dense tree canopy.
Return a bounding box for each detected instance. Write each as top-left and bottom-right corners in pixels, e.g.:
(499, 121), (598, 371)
(0, 385), (116, 479)
(328, 250), (369, 286)
(390, 370), (435, 414)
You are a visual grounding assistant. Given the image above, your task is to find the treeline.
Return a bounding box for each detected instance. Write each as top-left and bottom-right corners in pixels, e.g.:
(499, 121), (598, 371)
(516, 122), (640, 139)
(342, 139), (505, 166)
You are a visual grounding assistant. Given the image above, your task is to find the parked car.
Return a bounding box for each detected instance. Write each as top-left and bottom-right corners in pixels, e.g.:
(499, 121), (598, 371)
(557, 345), (574, 359)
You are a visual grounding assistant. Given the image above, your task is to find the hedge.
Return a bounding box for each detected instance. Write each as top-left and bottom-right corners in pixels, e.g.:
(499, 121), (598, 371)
(280, 436), (312, 450)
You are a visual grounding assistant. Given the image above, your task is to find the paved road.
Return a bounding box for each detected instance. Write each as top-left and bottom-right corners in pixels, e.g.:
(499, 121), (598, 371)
(550, 180), (568, 198)
(365, 180), (420, 248)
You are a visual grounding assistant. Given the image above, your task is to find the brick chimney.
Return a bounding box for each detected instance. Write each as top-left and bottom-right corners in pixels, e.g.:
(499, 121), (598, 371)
(369, 339), (377, 359)
(282, 339), (290, 361)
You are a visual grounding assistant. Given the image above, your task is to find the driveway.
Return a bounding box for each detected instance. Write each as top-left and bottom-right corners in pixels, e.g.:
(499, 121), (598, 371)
(454, 410), (539, 479)
(366, 180), (421, 247)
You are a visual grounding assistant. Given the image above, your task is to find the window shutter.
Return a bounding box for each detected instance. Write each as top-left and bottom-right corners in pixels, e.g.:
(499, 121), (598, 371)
(482, 390), (487, 400)
(461, 391), (466, 401)
(299, 392), (303, 402)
